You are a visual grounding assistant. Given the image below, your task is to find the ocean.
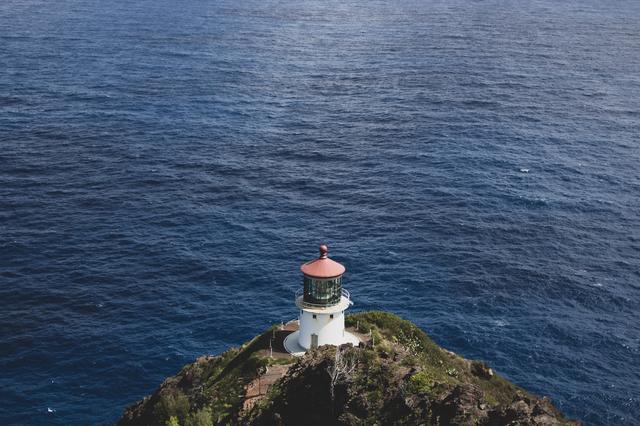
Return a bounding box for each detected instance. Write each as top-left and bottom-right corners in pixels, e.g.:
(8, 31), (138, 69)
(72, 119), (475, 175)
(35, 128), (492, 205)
(1, 0), (639, 424)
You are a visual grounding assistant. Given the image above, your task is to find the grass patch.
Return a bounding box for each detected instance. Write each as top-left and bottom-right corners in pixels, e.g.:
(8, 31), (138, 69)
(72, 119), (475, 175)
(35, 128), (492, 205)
(347, 311), (527, 406)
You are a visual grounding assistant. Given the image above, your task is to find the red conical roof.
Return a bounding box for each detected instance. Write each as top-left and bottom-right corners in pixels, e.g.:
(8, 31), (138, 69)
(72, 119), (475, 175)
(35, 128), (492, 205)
(300, 244), (346, 278)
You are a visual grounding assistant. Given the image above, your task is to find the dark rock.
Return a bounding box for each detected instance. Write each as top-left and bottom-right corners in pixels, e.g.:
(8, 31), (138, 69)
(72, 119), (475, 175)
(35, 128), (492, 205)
(487, 393), (568, 426)
(432, 384), (488, 425)
(470, 361), (494, 380)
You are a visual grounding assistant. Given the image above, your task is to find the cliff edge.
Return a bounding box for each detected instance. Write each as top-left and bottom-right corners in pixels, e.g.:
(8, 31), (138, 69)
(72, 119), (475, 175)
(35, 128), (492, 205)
(117, 312), (578, 426)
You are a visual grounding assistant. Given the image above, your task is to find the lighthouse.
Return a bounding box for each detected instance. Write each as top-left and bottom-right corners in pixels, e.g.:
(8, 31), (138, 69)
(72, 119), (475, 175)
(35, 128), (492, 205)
(284, 245), (360, 355)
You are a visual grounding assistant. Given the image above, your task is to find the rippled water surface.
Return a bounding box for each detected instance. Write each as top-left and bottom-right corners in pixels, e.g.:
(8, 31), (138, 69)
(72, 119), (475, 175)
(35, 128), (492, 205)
(1, 0), (639, 424)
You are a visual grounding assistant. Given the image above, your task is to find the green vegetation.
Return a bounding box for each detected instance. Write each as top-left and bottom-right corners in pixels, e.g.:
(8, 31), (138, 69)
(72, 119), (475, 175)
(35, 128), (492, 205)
(408, 370), (437, 393)
(346, 311), (526, 406)
(120, 311), (577, 426)
(165, 417), (179, 426)
(118, 324), (296, 426)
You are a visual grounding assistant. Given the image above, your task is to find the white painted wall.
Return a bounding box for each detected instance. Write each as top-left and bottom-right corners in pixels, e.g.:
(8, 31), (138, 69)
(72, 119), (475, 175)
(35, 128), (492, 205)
(298, 309), (346, 349)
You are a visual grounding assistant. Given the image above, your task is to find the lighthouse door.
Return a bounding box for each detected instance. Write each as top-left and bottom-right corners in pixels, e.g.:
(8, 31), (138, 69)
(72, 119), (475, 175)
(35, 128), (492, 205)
(311, 334), (318, 349)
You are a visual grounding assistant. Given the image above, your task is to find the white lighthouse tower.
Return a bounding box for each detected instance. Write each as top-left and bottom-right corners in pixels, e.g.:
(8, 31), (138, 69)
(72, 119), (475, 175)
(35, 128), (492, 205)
(284, 245), (360, 355)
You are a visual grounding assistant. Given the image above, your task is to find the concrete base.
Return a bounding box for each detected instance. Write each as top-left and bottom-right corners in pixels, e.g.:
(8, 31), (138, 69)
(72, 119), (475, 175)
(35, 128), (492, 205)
(283, 329), (361, 357)
(283, 331), (306, 356)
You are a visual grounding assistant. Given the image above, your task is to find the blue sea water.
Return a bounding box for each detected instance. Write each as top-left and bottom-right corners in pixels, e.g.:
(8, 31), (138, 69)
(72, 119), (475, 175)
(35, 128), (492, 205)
(1, 0), (639, 424)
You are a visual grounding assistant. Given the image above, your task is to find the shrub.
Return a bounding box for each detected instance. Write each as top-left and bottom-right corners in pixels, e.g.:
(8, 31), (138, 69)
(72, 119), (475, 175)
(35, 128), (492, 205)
(165, 416), (180, 426)
(185, 407), (213, 426)
(154, 391), (190, 424)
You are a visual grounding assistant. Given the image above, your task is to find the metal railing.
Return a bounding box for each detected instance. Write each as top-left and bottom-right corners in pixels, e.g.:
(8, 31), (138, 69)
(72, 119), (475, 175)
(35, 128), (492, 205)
(295, 288), (351, 308)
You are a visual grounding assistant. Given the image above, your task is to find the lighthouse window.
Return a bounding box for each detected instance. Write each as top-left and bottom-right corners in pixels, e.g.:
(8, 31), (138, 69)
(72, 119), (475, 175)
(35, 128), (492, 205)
(330, 314), (334, 319)
(312, 314), (317, 319)
(303, 276), (342, 305)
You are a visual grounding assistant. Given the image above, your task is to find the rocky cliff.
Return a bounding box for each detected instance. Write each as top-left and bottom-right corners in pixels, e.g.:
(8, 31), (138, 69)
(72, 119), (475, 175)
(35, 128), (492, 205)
(117, 312), (578, 426)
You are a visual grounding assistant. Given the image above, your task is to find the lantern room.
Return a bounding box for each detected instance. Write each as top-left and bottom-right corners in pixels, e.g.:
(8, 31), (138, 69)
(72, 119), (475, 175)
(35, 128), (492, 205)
(300, 244), (345, 306)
